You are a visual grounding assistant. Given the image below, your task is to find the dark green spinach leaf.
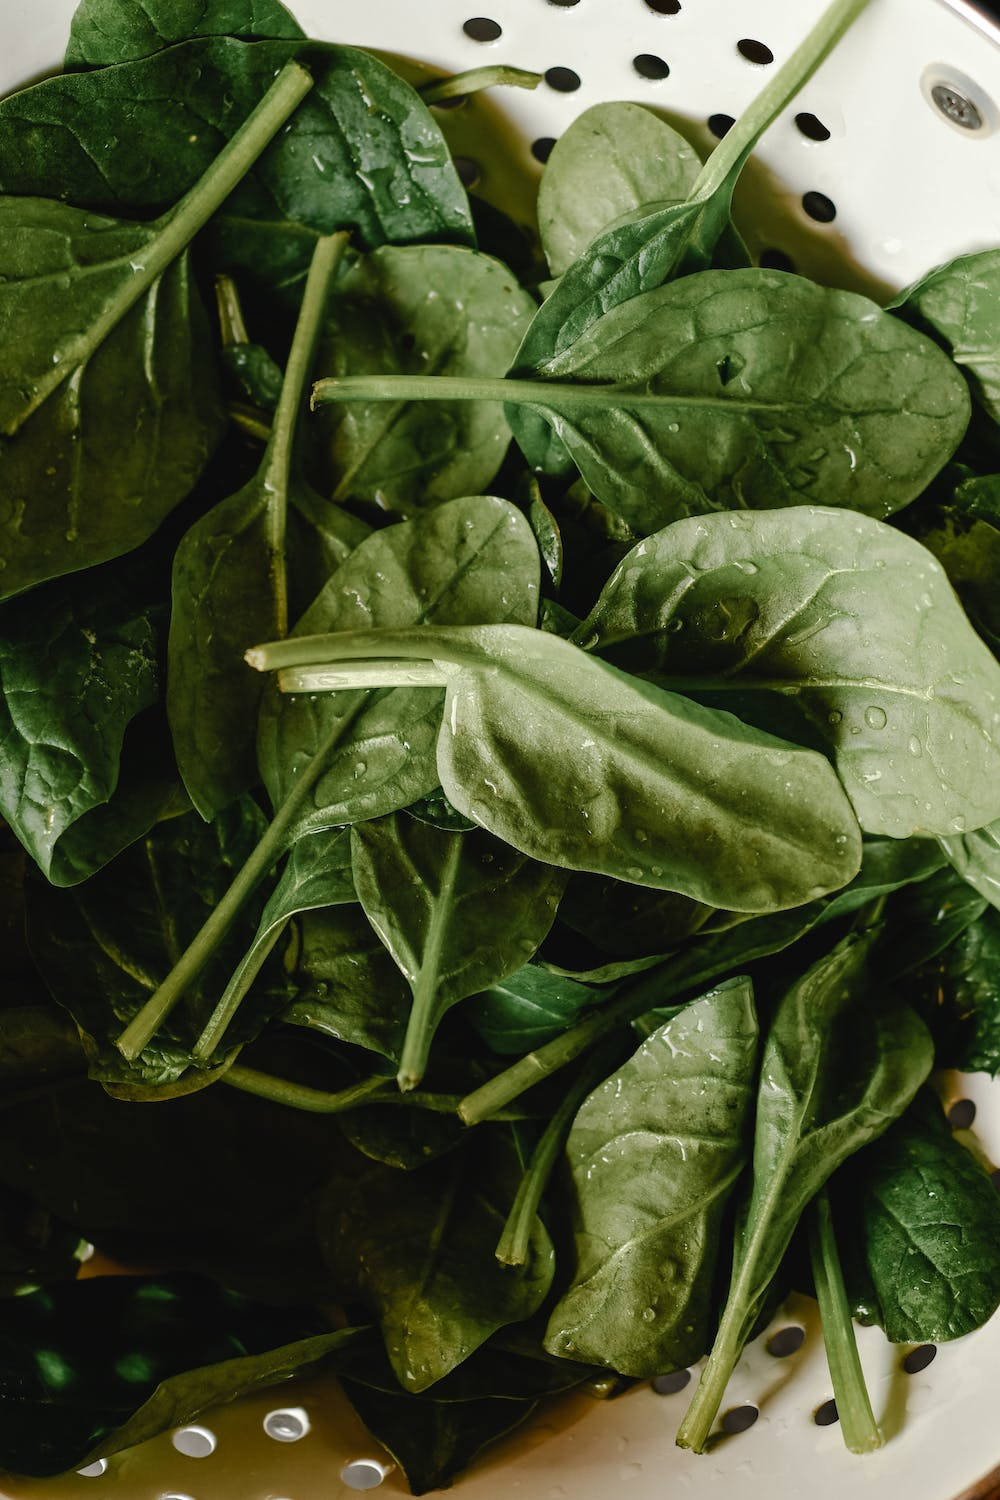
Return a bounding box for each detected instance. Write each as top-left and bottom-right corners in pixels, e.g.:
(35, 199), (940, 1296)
(65, 0), (303, 67)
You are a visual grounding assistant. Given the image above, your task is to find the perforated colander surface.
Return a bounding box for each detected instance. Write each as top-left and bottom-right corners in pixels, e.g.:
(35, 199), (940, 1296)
(3, 2), (1000, 1497)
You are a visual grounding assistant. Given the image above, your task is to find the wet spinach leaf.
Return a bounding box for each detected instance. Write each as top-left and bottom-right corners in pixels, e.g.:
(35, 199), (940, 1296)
(892, 248), (1000, 426)
(313, 246), (536, 513)
(910, 907), (1000, 1075)
(283, 904), (412, 1062)
(467, 965), (600, 1055)
(351, 813), (566, 1088)
(843, 1092), (1000, 1342)
(319, 1132), (555, 1391)
(545, 978), (758, 1376)
(578, 506), (1000, 838)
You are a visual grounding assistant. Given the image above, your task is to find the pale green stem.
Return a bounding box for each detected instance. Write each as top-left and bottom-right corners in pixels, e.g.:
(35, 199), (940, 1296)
(687, 0), (870, 207)
(215, 274), (251, 346)
(419, 65), (542, 103)
(115, 712), (353, 1061)
(809, 1189), (883, 1454)
(229, 402), (273, 442)
(397, 837), (464, 1092)
(495, 1042), (620, 1267)
(279, 660), (449, 693)
(222, 1066), (389, 1112)
(312, 374), (789, 412)
(261, 231), (350, 637)
(19, 62), (313, 431)
(191, 920), (289, 1063)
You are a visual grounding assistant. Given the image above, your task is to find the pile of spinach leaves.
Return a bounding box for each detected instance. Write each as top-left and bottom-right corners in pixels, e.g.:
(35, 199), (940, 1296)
(3, 0), (1000, 1487)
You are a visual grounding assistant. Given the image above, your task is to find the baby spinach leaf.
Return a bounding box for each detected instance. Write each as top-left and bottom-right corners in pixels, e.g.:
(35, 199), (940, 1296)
(577, 506), (1000, 838)
(284, 904), (411, 1062)
(318, 1133), (555, 1391)
(892, 249), (1000, 426)
(0, 1271), (333, 1477)
(65, 0), (303, 67)
(0, 40), (473, 255)
(536, 102), (700, 279)
(338, 1098), (466, 1172)
(168, 234), (347, 820)
(843, 1092), (1000, 1342)
(909, 907), (1000, 1075)
(25, 800), (273, 1089)
(313, 246), (536, 514)
(340, 1377), (538, 1497)
(545, 978), (758, 1376)
(0, 565), (162, 883)
(256, 497), (541, 840)
(879, 865), (988, 979)
(906, 487), (1000, 657)
(405, 787), (477, 834)
(816, 837), (946, 927)
(504, 272), (969, 530)
(0, 61), (319, 599)
(676, 934), (933, 1451)
(467, 966), (599, 1055)
(351, 814), (566, 1088)
(193, 827), (355, 1062)
(939, 820), (1000, 910)
(271, 623), (862, 912)
(506, 0), (873, 471)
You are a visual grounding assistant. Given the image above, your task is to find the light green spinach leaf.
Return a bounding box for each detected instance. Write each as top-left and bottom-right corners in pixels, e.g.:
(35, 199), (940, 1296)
(891, 249), (1000, 425)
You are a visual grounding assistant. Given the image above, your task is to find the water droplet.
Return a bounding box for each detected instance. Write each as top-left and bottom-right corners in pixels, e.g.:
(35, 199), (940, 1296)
(626, 866), (645, 880)
(865, 705), (887, 730)
(733, 559), (759, 574)
(667, 422), (680, 433)
(951, 814), (967, 831)
(642, 1307), (657, 1323)
(352, 760), (367, 779)
(634, 829), (648, 843)
(908, 736), (922, 757)
(827, 709), (843, 726)
(666, 617), (684, 633)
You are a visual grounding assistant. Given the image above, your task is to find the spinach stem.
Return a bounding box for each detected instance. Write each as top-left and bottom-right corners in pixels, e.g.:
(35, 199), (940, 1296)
(687, 0), (870, 211)
(24, 62), (313, 429)
(191, 920), (289, 1063)
(262, 231), (350, 638)
(495, 1042), (620, 1267)
(228, 402), (273, 442)
(215, 274), (251, 346)
(674, 1284), (752, 1451)
(115, 714), (351, 1061)
(312, 374), (790, 412)
(419, 65), (542, 103)
(459, 986), (680, 1126)
(222, 1065), (390, 1112)
(809, 1189), (884, 1454)
(397, 836), (464, 1091)
(279, 660), (450, 693)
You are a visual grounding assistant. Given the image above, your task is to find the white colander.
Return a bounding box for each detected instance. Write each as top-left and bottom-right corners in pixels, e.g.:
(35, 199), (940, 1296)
(3, 1), (1000, 1497)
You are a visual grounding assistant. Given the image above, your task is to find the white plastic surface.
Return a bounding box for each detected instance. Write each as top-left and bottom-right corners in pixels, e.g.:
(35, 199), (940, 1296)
(2, 2), (1000, 1498)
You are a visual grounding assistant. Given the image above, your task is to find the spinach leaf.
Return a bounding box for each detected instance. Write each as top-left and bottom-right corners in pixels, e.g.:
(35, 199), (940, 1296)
(939, 820), (1000, 910)
(0, 62), (318, 599)
(284, 904), (411, 1062)
(340, 1378), (538, 1497)
(352, 814), (566, 1089)
(676, 934), (933, 1451)
(194, 827), (355, 1062)
(0, 563), (166, 883)
(507, 272), (968, 529)
(0, 40), (473, 255)
(0, 1006), (84, 1090)
(257, 497), (541, 840)
(267, 623), (862, 912)
(843, 1092), (1000, 1341)
(577, 506), (1000, 838)
(313, 247), (536, 513)
(910, 907), (1000, 1074)
(318, 1133), (555, 1391)
(25, 800), (274, 1089)
(536, 102), (700, 278)
(405, 787), (477, 834)
(0, 1271), (338, 1477)
(816, 837), (946, 927)
(906, 492), (1000, 657)
(508, 0), (868, 470)
(167, 234), (347, 820)
(338, 1098), (466, 1171)
(467, 965), (599, 1055)
(545, 978), (758, 1376)
(879, 865), (988, 979)
(558, 873), (714, 958)
(891, 249), (1000, 425)
(66, 0), (303, 66)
